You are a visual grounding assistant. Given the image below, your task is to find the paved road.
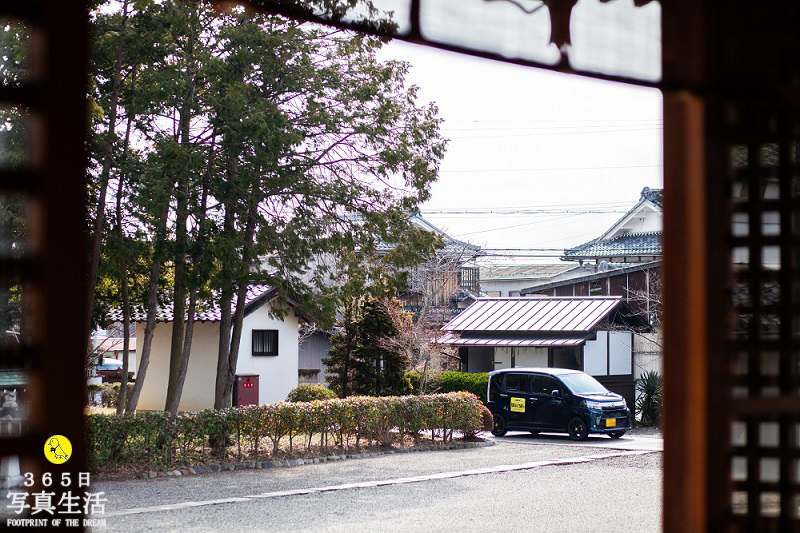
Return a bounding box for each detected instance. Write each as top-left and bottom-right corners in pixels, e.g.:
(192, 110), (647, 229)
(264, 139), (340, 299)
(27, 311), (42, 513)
(94, 433), (663, 533)
(488, 430), (664, 451)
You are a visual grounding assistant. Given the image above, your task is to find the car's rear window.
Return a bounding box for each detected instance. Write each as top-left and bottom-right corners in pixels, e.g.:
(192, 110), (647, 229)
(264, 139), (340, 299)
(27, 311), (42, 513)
(558, 373), (608, 395)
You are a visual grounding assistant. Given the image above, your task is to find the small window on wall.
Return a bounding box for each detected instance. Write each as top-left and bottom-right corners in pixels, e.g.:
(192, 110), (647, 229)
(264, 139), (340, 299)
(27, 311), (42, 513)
(589, 280), (603, 295)
(486, 291), (501, 297)
(253, 330), (278, 356)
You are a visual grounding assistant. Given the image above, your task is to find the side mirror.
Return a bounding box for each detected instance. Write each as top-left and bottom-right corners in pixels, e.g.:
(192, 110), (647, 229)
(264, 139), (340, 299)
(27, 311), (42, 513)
(551, 389), (561, 397)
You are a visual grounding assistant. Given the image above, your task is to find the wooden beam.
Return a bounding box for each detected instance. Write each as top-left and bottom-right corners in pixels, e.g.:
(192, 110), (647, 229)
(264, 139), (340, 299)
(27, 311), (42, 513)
(662, 92), (708, 532)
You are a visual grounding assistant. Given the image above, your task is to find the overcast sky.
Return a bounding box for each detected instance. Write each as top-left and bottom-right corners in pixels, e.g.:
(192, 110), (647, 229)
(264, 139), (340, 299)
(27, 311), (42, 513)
(377, 40), (663, 262)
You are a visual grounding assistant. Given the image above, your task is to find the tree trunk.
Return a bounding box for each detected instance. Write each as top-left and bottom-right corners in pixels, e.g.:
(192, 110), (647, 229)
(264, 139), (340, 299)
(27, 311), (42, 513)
(164, 22), (198, 411)
(213, 176), (236, 409)
(165, 140), (212, 415)
(164, 168), (189, 411)
(116, 115), (134, 415)
(214, 283), (233, 409)
(87, 0), (130, 340)
(125, 200), (169, 413)
(218, 201), (258, 409)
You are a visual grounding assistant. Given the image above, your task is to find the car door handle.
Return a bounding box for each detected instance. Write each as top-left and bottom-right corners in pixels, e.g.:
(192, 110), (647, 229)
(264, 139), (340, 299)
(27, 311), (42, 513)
(529, 398), (538, 401)
(500, 394), (508, 398)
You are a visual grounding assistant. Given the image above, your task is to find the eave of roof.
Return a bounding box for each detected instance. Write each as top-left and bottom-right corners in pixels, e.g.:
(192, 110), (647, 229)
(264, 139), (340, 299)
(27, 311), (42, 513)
(441, 296), (623, 333)
(436, 333), (587, 347)
(563, 231), (662, 260)
(520, 261), (661, 295)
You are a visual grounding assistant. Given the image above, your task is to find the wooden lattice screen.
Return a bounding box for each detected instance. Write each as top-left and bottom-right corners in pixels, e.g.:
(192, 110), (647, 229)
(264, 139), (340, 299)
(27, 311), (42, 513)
(0, 2), (90, 529)
(2, 0), (799, 531)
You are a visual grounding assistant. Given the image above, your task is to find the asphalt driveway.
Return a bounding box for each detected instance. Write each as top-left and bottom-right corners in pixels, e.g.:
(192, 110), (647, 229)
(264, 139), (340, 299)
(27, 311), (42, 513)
(92, 431), (663, 532)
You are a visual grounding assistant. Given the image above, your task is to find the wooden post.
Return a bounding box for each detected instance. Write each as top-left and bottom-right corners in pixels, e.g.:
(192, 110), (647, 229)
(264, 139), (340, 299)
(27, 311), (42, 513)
(662, 92), (708, 532)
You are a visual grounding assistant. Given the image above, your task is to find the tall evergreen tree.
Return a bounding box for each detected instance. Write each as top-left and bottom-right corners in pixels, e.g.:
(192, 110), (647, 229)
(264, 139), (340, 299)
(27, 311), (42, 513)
(89, 1), (446, 411)
(351, 299), (409, 396)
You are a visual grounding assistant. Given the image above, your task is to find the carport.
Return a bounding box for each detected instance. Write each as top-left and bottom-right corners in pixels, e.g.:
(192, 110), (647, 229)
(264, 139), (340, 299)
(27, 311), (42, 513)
(438, 296), (649, 406)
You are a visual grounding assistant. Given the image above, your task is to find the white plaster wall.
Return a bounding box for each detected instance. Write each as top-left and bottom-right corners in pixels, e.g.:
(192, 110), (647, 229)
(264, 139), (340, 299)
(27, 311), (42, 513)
(492, 346), (547, 369)
(134, 302), (300, 411)
(515, 347), (548, 367)
(609, 331), (633, 375)
(494, 347), (511, 368)
(584, 331), (608, 376)
(235, 305), (300, 404)
(135, 321), (221, 412)
(633, 331), (662, 380)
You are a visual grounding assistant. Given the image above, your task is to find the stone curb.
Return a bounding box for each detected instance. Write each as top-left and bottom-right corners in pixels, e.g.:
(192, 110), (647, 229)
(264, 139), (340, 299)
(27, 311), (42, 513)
(137, 440), (494, 480)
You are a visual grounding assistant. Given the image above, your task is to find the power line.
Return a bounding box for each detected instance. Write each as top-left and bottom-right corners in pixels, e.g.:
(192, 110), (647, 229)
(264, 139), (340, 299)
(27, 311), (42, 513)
(438, 164), (662, 173)
(422, 209), (627, 215)
(446, 127), (662, 139)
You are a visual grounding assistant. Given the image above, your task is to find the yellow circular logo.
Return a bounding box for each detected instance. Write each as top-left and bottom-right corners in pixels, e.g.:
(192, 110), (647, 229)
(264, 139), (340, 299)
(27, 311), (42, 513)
(44, 435), (72, 464)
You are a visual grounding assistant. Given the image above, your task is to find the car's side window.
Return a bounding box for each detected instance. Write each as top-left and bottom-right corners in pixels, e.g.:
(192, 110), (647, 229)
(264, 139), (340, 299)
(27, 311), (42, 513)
(504, 374), (530, 393)
(529, 375), (547, 394)
(544, 377), (561, 396)
(530, 376), (561, 395)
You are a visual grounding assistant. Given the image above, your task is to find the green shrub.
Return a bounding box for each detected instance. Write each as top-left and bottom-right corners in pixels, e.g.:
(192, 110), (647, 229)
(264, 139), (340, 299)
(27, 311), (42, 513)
(479, 405), (494, 432)
(440, 372), (489, 404)
(286, 384), (337, 402)
(88, 382), (121, 408)
(406, 371), (489, 403)
(635, 370), (663, 427)
(86, 392), (484, 472)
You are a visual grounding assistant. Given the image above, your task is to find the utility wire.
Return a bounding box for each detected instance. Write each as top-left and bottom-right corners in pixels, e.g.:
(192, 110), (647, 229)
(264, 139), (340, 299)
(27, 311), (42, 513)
(438, 164), (662, 173)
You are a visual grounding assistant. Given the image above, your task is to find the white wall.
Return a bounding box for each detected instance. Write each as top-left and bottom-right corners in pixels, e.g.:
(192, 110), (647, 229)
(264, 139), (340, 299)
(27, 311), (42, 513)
(582, 330), (634, 377)
(136, 321), (221, 412)
(492, 346), (547, 369)
(633, 330), (662, 380)
(235, 305), (300, 404)
(609, 331), (633, 375)
(134, 301), (300, 411)
(584, 331), (608, 376)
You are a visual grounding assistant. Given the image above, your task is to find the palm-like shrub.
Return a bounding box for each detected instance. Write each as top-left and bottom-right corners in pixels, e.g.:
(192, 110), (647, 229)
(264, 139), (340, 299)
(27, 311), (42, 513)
(635, 370), (663, 427)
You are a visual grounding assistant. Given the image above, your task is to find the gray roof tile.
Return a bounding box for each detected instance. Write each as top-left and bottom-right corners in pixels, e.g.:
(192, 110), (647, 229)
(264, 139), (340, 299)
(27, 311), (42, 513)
(108, 284), (275, 323)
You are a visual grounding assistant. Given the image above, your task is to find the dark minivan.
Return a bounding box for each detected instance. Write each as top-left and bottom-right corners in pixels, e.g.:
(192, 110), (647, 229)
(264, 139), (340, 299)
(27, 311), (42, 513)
(487, 367), (632, 440)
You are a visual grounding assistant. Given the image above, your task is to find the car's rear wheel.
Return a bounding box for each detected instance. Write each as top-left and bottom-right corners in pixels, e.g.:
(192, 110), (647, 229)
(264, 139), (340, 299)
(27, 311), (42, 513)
(608, 431), (626, 439)
(567, 417), (588, 441)
(491, 413), (508, 436)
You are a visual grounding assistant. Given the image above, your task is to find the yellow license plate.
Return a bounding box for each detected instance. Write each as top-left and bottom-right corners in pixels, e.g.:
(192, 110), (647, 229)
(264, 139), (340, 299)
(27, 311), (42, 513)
(606, 418), (617, 428)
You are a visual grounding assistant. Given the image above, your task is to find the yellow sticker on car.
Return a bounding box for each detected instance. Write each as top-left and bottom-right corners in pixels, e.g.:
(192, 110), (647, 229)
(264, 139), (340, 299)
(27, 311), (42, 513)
(510, 397), (525, 412)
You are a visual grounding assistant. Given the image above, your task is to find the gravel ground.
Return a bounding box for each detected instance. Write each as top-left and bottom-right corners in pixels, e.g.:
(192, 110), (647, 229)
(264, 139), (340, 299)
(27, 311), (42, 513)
(627, 426), (662, 438)
(95, 440), (663, 533)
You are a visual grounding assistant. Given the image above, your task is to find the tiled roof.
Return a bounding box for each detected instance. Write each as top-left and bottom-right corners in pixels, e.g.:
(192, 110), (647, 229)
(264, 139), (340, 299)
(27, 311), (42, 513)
(109, 285), (275, 323)
(442, 296), (623, 333)
(563, 231), (662, 259)
(640, 187), (663, 207)
(376, 213), (480, 254)
(480, 264), (573, 280)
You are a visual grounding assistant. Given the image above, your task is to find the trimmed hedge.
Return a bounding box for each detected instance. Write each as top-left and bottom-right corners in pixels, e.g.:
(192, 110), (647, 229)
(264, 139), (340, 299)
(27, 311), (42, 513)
(406, 371), (489, 404)
(286, 384), (337, 402)
(87, 392), (484, 472)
